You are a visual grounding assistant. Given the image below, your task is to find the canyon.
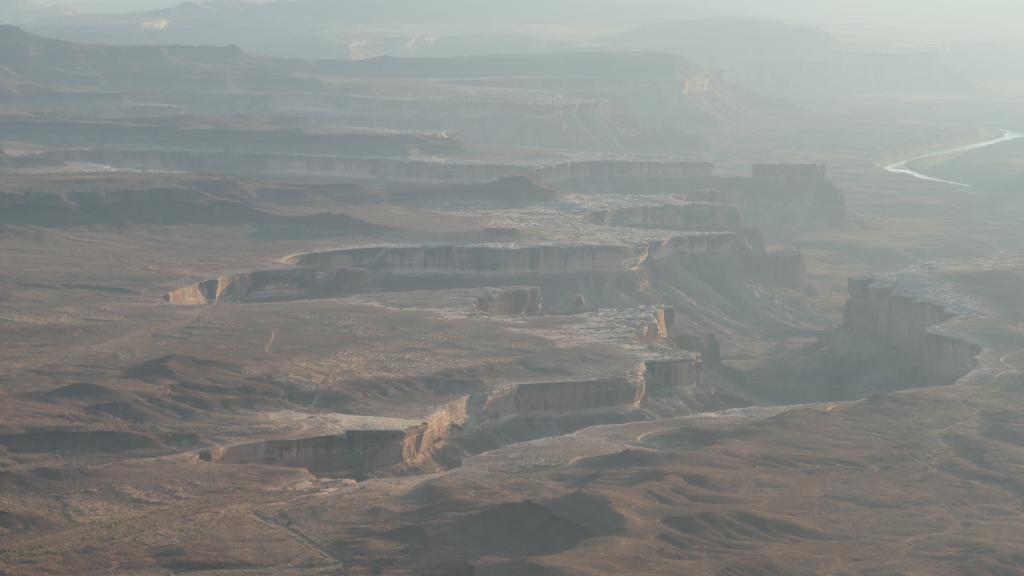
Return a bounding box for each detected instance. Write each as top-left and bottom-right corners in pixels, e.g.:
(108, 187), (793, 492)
(196, 354), (704, 479)
(163, 236), (807, 311)
(2, 18), (1024, 576)
(177, 270), (986, 481)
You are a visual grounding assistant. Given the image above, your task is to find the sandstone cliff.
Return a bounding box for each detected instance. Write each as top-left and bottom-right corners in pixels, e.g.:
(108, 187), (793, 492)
(168, 233), (806, 310)
(283, 244), (647, 272)
(200, 355), (705, 477)
(513, 377), (645, 414)
(476, 287), (543, 316)
(743, 275), (982, 404)
(714, 164), (846, 240)
(165, 268), (370, 305)
(844, 277), (980, 386)
(643, 357), (703, 397)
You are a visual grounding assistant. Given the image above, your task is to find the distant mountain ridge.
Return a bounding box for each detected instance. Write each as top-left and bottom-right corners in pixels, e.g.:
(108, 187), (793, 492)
(597, 18), (967, 104)
(0, 23), (258, 92)
(601, 18), (834, 56)
(0, 25), (789, 153)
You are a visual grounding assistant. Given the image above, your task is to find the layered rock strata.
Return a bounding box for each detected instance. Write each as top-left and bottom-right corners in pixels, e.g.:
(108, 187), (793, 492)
(167, 236), (806, 306)
(200, 356), (702, 477)
(165, 268), (369, 305)
(843, 277), (981, 386)
(589, 203), (766, 253)
(282, 244), (648, 272)
(714, 164), (846, 236)
(475, 286), (543, 316)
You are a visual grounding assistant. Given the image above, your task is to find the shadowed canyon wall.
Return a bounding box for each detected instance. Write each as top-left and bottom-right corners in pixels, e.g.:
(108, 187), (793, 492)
(843, 277), (981, 386)
(746, 276), (983, 404)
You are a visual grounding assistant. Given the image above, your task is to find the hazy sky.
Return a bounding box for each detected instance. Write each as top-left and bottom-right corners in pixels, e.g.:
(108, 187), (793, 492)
(6, 0), (1022, 38)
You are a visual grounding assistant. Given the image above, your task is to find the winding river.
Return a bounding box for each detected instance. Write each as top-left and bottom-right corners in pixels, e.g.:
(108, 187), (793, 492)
(884, 129), (1024, 187)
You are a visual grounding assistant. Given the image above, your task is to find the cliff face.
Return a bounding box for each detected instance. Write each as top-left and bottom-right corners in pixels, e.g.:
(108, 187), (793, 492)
(283, 244), (647, 272)
(643, 358), (703, 397)
(476, 287), (543, 316)
(843, 277), (980, 386)
(165, 267), (631, 312)
(513, 378), (645, 413)
(200, 356), (704, 477)
(401, 396), (471, 469)
(168, 233), (806, 309)
(203, 397), (473, 476)
(739, 276), (982, 404)
(165, 268), (370, 304)
(644, 234), (804, 290)
(714, 164), (846, 241)
(674, 334), (721, 367)
(648, 232), (751, 259)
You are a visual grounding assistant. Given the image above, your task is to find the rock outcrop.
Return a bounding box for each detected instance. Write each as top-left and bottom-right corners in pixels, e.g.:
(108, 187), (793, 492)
(674, 334), (722, 368)
(640, 307), (676, 341)
(200, 355), (703, 477)
(168, 234), (806, 309)
(843, 276), (980, 386)
(643, 357), (704, 397)
(283, 244), (647, 272)
(714, 164), (846, 239)
(512, 377), (645, 414)
(589, 204), (767, 254)
(476, 287), (543, 316)
(647, 232), (754, 259)
(739, 275), (984, 405)
(165, 268), (370, 305)
(201, 397), (472, 476)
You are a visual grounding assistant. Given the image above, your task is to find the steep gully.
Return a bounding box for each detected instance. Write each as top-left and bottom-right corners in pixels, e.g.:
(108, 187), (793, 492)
(885, 129), (1023, 187)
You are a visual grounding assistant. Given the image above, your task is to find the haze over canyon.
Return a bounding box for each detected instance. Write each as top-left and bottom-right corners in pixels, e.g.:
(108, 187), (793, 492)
(2, 2), (1024, 575)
